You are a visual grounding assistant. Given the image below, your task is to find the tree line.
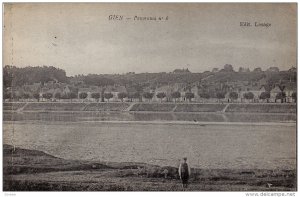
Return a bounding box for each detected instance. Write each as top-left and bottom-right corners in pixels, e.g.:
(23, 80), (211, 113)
(5, 88), (296, 103)
(4, 65), (68, 88)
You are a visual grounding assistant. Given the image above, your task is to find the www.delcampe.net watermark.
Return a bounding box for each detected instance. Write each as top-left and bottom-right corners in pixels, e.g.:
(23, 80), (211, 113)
(245, 192), (296, 197)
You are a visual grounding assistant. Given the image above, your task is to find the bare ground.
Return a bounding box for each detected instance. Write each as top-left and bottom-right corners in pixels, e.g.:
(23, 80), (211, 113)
(3, 144), (296, 191)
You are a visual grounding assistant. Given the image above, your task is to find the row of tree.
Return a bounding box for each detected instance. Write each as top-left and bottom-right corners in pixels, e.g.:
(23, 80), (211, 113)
(4, 89), (296, 103)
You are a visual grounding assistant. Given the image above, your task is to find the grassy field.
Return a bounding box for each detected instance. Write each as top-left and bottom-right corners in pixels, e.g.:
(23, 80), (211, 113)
(3, 145), (296, 191)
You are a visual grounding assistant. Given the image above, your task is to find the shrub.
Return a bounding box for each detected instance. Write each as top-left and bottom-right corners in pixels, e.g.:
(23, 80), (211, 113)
(91, 92), (100, 102)
(276, 92), (286, 103)
(104, 92), (114, 102)
(118, 92), (128, 102)
(199, 92), (210, 99)
(171, 91), (181, 102)
(229, 92), (238, 101)
(156, 92), (166, 102)
(216, 92), (225, 100)
(69, 92), (77, 101)
(185, 92), (194, 102)
(33, 93), (40, 101)
(79, 92), (88, 100)
(243, 92), (254, 100)
(259, 92), (270, 102)
(22, 93), (31, 99)
(143, 92), (154, 102)
(42, 93), (53, 100)
(54, 92), (61, 99)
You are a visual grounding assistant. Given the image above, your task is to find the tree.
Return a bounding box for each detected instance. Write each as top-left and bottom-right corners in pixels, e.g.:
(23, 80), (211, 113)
(259, 92), (270, 103)
(79, 92), (88, 101)
(185, 92), (194, 102)
(61, 94), (69, 100)
(91, 92), (100, 102)
(216, 92), (225, 102)
(243, 92), (254, 102)
(33, 93), (40, 102)
(69, 92), (77, 102)
(3, 65), (68, 89)
(22, 93), (31, 100)
(83, 75), (115, 87)
(253, 67), (262, 72)
(42, 93), (53, 100)
(156, 92), (166, 102)
(199, 92), (210, 100)
(14, 94), (21, 101)
(292, 92), (296, 102)
(101, 89), (105, 102)
(127, 93), (134, 102)
(54, 92), (61, 101)
(4, 92), (13, 100)
(143, 92), (154, 102)
(118, 92), (127, 102)
(276, 92), (286, 103)
(229, 92), (238, 102)
(171, 91), (181, 102)
(104, 92), (114, 102)
(223, 64), (234, 72)
(133, 92), (140, 102)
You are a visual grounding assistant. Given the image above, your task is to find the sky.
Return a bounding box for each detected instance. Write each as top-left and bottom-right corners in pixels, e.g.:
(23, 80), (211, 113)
(3, 3), (297, 76)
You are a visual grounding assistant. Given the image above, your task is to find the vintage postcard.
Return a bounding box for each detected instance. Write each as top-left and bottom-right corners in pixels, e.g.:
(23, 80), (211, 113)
(2, 3), (297, 192)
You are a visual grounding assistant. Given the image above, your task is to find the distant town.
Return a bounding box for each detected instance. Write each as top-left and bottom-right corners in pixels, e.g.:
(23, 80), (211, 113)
(3, 64), (297, 103)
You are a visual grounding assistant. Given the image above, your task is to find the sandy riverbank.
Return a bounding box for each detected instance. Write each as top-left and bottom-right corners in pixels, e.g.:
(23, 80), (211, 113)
(3, 145), (296, 191)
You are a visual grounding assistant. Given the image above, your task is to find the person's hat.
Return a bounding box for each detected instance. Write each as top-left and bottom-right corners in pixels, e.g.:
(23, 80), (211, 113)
(183, 157), (187, 161)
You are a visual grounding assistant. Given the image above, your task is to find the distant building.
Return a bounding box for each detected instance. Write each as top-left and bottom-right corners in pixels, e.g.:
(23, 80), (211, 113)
(270, 85), (283, 102)
(23, 82), (42, 94)
(191, 85), (200, 101)
(283, 83), (296, 103)
(154, 85), (173, 102)
(250, 86), (266, 102)
(62, 86), (72, 96)
(104, 85), (127, 101)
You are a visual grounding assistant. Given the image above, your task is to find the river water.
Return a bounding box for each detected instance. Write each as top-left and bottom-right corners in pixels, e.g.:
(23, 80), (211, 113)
(3, 111), (296, 169)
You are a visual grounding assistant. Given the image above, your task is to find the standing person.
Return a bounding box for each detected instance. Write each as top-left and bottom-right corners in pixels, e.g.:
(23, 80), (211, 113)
(178, 157), (191, 190)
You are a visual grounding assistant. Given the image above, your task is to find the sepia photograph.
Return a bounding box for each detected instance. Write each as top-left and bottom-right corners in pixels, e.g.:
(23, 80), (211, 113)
(2, 3), (297, 192)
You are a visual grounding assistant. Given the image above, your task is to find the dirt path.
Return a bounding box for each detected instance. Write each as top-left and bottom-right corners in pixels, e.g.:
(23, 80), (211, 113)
(222, 103), (230, 113)
(125, 103), (136, 111)
(16, 102), (29, 112)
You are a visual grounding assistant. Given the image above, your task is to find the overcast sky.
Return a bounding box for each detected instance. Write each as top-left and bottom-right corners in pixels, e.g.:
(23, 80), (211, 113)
(4, 3), (297, 76)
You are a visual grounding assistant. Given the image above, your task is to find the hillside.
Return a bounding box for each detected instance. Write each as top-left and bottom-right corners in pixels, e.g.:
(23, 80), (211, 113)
(4, 65), (296, 89)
